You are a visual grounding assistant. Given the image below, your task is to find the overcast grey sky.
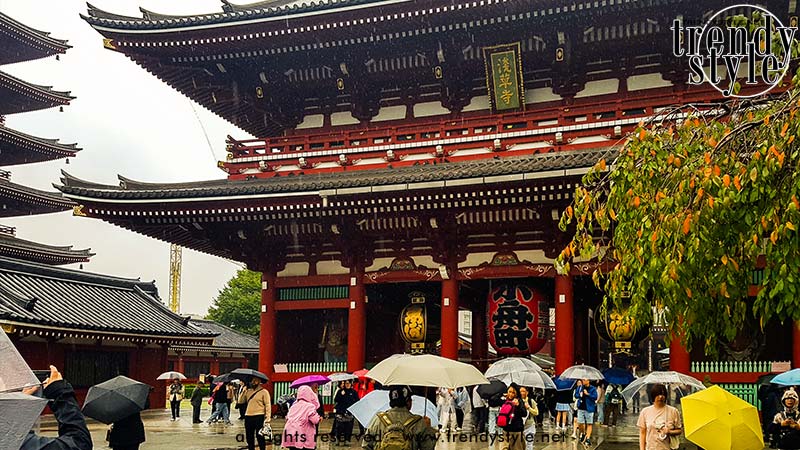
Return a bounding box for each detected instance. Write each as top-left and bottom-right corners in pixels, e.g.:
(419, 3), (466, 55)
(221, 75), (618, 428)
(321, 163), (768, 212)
(0, 0), (252, 316)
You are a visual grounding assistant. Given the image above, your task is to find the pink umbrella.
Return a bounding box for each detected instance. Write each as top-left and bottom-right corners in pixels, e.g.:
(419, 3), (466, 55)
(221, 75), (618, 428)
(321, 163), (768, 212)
(290, 375), (330, 389)
(353, 369), (369, 379)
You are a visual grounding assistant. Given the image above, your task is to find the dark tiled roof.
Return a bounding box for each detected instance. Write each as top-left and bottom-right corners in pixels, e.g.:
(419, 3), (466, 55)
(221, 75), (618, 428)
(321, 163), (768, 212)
(82, 0), (389, 30)
(182, 319), (259, 352)
(0, 125), (79, 165)
(58, 148), (613, 201)
(0, 256), (216, 339)
(0, 12), (70, 65)
(0, 70), (73, 115)
(0, 232), (93, 266)
(0, 176), (75, 216)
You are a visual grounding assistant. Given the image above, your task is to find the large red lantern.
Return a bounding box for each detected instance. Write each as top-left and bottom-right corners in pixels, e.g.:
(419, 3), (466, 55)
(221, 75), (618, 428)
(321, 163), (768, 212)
(487, 284), (548, 355)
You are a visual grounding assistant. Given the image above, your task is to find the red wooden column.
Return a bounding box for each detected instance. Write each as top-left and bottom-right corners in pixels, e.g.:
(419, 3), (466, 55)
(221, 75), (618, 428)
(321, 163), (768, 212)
(176, 352), (185, 375)
(259, 270), (277, 388)
(348, 263), (366, 372)
(441, 266), (460, 360)
(669, 326), (691, 374)
(554, 274), (575, 375)
(792, 321), (800, 368)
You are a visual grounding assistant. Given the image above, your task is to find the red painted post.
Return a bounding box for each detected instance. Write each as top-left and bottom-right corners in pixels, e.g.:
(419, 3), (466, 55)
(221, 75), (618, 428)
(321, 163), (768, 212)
(669, 329), (691, 374)
(554, 274), (575, 375)
(259, 270), (277, 391)
(441, 273), (459, 360)
(347, 264), (366, 372)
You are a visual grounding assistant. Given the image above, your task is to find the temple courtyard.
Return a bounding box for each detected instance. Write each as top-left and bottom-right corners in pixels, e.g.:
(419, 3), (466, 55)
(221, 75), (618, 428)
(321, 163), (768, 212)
(36, 405), (673, 450)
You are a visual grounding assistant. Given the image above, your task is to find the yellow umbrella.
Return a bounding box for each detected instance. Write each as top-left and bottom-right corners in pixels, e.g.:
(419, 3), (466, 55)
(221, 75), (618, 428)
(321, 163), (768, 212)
(681, 385), (764, 450)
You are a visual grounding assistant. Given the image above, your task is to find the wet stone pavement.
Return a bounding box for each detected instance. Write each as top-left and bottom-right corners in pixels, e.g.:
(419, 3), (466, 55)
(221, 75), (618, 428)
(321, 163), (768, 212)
(36, 404), (702, 449)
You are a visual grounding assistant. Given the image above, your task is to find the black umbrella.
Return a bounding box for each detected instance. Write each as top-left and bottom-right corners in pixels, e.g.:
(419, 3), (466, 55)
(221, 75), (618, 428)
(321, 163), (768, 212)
(476, 379), (507, 399)
(82, 376), (150, 424)
(757, 373), (778, 386)
(213, 373), (234, 384)
(230, 368), (268, 382)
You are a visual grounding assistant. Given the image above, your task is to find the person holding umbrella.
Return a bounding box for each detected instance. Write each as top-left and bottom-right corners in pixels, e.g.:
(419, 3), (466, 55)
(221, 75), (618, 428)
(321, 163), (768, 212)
(497, 383), (527, 450)
(637, 384), (681, 450)
(332, 380), (359, 444)
(574, 379), (598, 447)
(239, 375), (272, 450)
(19, 365), (92, 450)
(168, 378), (185, 421)
(282, 385), (321, 449)
(108, 408), (146, 450)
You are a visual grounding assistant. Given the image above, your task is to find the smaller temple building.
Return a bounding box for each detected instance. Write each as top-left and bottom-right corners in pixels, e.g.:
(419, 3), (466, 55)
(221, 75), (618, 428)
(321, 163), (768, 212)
(168, 318), (259, 380)
(0, 256), (216, 407)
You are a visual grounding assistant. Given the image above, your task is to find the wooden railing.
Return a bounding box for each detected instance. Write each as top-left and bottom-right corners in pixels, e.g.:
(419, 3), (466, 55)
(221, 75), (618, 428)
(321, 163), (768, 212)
(225, 86), (725, 162)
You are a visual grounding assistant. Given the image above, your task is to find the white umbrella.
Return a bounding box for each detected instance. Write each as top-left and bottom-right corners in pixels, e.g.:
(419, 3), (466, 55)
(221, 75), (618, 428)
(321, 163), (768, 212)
(0, 328), (38, 393)
(621, 371), (706, 403)
(492, 370), (557, 390)
(485, 357), (542, 379)
(157, 371), (186, 381)
(560, 364), (604, 381)
(328, 373), (358, 383)
(347, 389), (439, 427)
(367, 354), (489, 388)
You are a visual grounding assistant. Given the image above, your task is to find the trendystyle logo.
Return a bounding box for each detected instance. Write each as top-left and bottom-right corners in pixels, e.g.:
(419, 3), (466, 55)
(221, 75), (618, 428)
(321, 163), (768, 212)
(671, 4), (796, 98)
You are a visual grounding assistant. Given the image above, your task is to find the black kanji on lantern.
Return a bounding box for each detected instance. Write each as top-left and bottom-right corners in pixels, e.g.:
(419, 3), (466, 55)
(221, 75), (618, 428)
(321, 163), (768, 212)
(491, 286), (535, 351)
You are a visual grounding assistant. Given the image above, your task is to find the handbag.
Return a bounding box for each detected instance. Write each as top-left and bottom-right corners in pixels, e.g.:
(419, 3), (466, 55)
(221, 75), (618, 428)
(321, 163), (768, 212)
(668, 434), (680, 450)
(258, 421), (273, 440)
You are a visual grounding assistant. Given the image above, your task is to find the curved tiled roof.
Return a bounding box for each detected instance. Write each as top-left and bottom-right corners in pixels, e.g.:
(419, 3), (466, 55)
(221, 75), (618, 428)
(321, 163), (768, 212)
(0, 12), (70, 65)
(0, 176), (75, 216)
(184, 319), (259, 352)
(0, 232), (93, 266)
(0, 70), (73, 115)
(58, 148), (614, 201)
(82, 0), (391, 31)
(0, 125), (79, 165)
(0, 255), (217, 339)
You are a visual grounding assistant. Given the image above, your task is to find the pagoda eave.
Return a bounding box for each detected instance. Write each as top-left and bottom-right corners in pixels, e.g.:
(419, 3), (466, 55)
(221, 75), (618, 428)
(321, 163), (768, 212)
(0, 178), (75, 217)
(0, 125), (79, 165)
(0, 70), (74, 115)
(0, 12), (70, 65)
(0, 239), (93, 266)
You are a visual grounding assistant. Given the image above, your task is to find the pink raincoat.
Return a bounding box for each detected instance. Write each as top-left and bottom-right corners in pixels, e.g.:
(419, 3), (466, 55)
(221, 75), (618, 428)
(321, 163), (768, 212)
(282, 385), (321, 449)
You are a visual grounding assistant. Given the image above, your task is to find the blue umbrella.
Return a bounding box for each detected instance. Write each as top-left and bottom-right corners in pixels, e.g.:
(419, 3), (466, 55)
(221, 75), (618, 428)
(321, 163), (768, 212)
(771, 369), (800, 386)
(553, 376), (576, 391)
(347, 389), (439, 427)
(603, 367), (635, 386)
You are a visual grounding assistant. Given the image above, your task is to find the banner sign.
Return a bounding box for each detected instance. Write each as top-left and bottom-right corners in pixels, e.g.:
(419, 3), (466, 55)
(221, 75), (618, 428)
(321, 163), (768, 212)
(483, 43), (525, 113)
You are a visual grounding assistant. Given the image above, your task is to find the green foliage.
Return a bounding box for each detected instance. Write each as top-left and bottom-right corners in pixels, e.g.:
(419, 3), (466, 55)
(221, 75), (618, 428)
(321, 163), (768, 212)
(558, 76), (800, 356)
(206, 269), (262, 336)
(184, 385), (210, 398)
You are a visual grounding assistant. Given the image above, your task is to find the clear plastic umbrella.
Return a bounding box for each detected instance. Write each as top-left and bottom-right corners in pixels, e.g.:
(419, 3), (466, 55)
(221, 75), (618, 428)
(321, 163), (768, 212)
(0, 392), (48, 449)
(0, 328), (38, 393)
(621, 371), (706, 404)
(560, 364), (605, 381)
(156, 371), (186, 380)
(491, 369), (557, 390)
(485, 357), (543, 379)
(328, 373), (358, 383)
(347, 389), (439, 427)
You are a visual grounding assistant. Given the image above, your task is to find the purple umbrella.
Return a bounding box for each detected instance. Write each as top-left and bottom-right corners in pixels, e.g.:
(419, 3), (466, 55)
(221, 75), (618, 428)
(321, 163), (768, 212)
(290, 375), (331, 389)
